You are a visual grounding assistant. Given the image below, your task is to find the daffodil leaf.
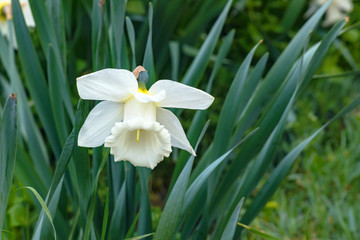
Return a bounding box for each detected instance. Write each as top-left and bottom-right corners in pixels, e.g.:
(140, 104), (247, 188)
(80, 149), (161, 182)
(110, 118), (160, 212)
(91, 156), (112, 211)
(100, 188), (110, 240)
(109, 0), (126, 68)
(12, 0), (61, 156)
(83, 150), (109, 240)
(220, 198), (244, 240)
(240, 95), (360, 227)
(125, 210), (141, 239)
(29, 0), (74, 122)
(0, 94), (17, 232)
(233, 0), (332, 144)
(169, 41), (180, 81)
(215, 17), (347, 213)
(143, 3), (155, 86)
(126, 17), (137, 69)
(47, 44), (69, 144)
(137, 167), (152, 236)
(28, 0), (60, 59)
(92, 0), (108, 70)
(33, 101), (85, 239)
(108, 178), (127, 240)
(181, 0), (233, 87)
(191, 40), (261, 183)
(171, 29), (235, 190)
(154, 156), (194, 240)
(300, 19), (348, 91)
(0, 26), (51, 187)
(154, 121), (209, 239)
(281, 0), (307, 32)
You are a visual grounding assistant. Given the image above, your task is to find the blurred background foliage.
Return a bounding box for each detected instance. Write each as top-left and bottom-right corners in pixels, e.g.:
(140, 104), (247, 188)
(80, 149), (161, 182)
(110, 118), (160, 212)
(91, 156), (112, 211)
(0, 0), (359, 239)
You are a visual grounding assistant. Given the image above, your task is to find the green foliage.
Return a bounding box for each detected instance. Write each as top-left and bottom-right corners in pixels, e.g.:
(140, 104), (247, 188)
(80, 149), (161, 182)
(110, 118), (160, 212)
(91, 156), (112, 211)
(0, 0), (359, 239)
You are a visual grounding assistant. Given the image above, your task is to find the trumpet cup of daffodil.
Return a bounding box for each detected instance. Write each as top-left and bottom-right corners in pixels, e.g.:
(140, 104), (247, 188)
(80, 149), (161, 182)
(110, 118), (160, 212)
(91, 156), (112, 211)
(0, 0), (34, 47)
(306, 0), (353, 26)
(77, 66), (214, 169)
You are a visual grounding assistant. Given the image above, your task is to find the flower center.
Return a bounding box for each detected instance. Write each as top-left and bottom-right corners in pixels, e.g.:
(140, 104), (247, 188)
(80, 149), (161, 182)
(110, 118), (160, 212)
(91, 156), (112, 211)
(0, 1), (26, 21)
(0, 2), (10, 21)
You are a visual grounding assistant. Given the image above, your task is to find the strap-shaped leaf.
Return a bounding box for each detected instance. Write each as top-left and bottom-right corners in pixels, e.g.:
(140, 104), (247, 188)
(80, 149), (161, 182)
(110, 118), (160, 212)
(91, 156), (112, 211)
(12, 0), (61, 156)
(0, 94), (17, 232)
(240, 95), (360, 227)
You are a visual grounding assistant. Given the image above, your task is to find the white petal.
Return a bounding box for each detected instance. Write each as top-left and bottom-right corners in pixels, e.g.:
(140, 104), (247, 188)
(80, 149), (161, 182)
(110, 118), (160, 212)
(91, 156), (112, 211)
(323, 6), (344, 26)
(149, 80), (214, 109)
(104, 119), (172, 169)
(0, 21), (8, 38)
(78, 101), (124, 147)
(156, 108), (195, 155)
(77, 69), (138, 102)
(132, 89), (166, 103)
(21, 0), (35, 27)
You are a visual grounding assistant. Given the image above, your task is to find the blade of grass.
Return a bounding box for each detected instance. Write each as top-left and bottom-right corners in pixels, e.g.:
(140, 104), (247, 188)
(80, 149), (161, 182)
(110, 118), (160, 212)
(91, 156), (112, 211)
(237, 223), (281, 240)
(17, 186), (57, 240)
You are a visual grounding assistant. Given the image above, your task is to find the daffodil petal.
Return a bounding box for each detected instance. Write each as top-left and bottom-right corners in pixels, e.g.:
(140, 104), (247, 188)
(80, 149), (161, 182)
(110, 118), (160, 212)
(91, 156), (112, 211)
(149, 80), (214, 109)
(22, 0), (35, 27)
(156, 107), (196, 155)
(0, 21), (8, 38)
(77, 69), (137, 102)
(78, 101), (124, 147)
(132, 89), (166, 103)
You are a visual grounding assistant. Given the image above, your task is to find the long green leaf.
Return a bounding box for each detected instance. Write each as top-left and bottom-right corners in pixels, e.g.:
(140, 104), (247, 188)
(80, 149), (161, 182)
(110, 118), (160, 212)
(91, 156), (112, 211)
(143, 3), (155, 86)
(170, 29), (235, 190)
(220, 198), (244, 240)
(181, 0), (233, 87)
(83, 150), (109, 240)
(155, 121), (209, 239)
(154, 157), (194, 240)
(234, 0), (332, 144)
(240, 96), (360, 226)
(0, 94), (17, 231)
(12, 0), (61, 156)
(47, 45), (69, 144)
(109, 0), (126, 68)
(0, 21), (51, 186)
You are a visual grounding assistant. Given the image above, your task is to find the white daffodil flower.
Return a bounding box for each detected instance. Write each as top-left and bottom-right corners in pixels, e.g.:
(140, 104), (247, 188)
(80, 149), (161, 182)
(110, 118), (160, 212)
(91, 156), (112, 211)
(0, 0), (35, 47)
(306, 0), (353, 26)
(77, 66), (214, 169)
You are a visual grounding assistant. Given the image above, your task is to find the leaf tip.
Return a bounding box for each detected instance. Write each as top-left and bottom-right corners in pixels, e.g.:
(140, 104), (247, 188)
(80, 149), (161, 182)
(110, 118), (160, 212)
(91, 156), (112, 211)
(10, 93), (17, 101)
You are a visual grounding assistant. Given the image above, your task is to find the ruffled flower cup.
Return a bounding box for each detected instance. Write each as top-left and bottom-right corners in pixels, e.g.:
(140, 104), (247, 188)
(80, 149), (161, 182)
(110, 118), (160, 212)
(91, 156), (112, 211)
(77, 66), (214, 169)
